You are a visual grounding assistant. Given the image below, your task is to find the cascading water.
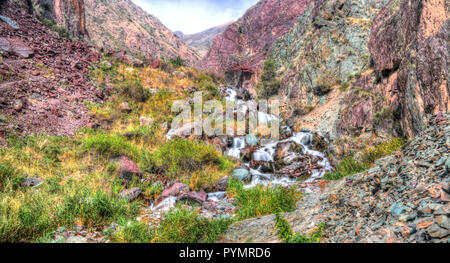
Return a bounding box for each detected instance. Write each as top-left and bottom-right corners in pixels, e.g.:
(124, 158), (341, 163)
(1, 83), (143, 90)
(157, 86), (333, 214)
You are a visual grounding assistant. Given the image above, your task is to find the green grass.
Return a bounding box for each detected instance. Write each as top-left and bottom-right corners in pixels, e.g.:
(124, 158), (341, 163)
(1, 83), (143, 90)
(324, 138), (406, 180)
(228, 179), (301, 220)
(274, 213), (324, 243)
(0, 185), (140, 242)
(0, 161), (24, 193)
(56, 189), (140, 228)
(109, 207), (232, 243)
(81, 132), (139, 160)
(148, 139), (233, 180)
(155, 208), (232, 243)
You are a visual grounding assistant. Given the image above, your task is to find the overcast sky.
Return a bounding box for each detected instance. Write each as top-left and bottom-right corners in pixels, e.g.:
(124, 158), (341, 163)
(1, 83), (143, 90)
(132, 0), (258, 34)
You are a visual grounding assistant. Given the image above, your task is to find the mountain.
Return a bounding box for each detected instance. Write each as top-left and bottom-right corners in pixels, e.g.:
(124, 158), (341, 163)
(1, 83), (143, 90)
(84, 0), (200, 65)
(269, 0), (449, 139)
(197, 0), (312, 73)
(176, 22), (232, 58)
(30, 0), (200, 65)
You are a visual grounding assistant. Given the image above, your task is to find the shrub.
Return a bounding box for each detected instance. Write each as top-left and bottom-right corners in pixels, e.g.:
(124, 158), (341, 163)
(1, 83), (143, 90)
(81, 132), (139, 160)
(257, 59), (281, 99)
(324, 138), (405, 180)
(118, 77), (150, 102)
(155, 208), (232, 243)
(228, 179), (301, 220)
(56, 189), (140, 228)
(149, 139), (231, 179)
(0, 193), (54, 242)
(169, 56), (184, 68)
(110, 221), (155, 243)
(0, 162), (24, 193)
(275, 213), (324, 243)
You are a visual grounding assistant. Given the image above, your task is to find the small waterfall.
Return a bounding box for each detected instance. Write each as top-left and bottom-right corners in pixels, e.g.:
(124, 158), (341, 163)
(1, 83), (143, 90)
(159, 86), (333, 211)
(226, 137), (246, 159)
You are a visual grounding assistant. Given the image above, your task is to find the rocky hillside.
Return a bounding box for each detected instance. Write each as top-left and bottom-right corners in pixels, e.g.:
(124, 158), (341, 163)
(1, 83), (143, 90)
(270, 0), (449, 139)
(29, 0), (200, 64)
(197, 0), (311, 73)
(175, 22), (232, 58)
(221, 113), (450, 243)
(84, 0), (200, 65)
(0, 0), (103, 141)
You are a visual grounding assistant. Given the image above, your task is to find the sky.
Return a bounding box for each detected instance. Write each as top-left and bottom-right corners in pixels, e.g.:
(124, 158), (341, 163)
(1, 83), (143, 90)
(132, 0), (259, 34)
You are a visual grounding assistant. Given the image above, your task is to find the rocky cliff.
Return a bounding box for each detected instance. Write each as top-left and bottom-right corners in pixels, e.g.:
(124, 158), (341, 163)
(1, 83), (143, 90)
(176, 22), (232, 58)
(84, 0), (200, 65)
(197, 0), (311, 73)
(31, 0), (88, 39)
(269, 0), (449, 139)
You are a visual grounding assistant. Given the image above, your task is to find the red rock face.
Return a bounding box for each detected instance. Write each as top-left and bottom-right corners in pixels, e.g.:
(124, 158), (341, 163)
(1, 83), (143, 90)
(197, 0), (312, 73)
(53, 0), (88, 38)
(368, 0), (449, 137)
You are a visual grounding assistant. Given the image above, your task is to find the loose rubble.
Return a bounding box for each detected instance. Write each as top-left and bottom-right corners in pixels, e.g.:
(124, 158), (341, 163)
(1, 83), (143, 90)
(221, 113), (450, 243)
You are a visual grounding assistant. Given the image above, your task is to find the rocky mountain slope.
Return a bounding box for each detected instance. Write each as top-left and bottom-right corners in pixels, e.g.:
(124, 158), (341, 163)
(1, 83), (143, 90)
(197, 0), (311, 73)
(84, 0), (200, 65)
(270, 0), (449, 139)
(0, 0), (103, 141)
(175, 22), (232, 58)
(29, 0), (200, 64)
(221, 113), (450, 243)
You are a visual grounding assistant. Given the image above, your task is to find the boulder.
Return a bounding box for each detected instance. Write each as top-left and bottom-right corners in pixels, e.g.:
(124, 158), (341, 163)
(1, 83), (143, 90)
(118, 187), (142, 201)
(178, 191), (207, 205)
(275, 141), (303, 163)
(118, 156), (142, 182)
(159, 182), (189, 200)
(139, 116), (153, 126)
(0, 38), (34, 58)
(22, 176), (43, 188)
(245, 134), (259, 147)
(215, 176), (229, 192)
(120, 102), (132, 113)
(232, 168), (251, 181)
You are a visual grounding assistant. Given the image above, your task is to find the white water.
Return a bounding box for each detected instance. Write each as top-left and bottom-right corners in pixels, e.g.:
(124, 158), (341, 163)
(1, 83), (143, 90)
(223, 87), (332, 189)
(158, 86), (333, 210)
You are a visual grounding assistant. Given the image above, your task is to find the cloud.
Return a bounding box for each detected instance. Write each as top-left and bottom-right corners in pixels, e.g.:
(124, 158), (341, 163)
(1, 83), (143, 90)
(132, 0), (258, 34)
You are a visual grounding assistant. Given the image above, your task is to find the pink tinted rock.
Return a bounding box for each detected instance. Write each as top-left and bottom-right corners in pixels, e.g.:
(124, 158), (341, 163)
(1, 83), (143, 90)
(159, 182), (190, 199)
(118, 156), (142, 182)
(179, 191), (207, 205)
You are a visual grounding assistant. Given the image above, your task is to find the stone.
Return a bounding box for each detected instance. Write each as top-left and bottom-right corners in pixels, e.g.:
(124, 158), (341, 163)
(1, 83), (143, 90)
(0, 15), (19, 29)
(245, 134), (259, 147)
(120, 102), (132, 113)
(99, 60), (112, 70)
(434, 204), (450, 215)
(139, 116), (153, 126)
(441, 191), (450, 203)
(435, 215), (450, 230)
(118, 187), (142, 201)
(427, 224), (450, 239)
(118, 156), (142, 182)
(13, 99), (23, 111)
(22, 177), (43, 188)
(178, 191), (207, 205)
(7, 38), (33, 58)
(159, 182), (190, 199)
(65, 236), (88, 243)
(232, 168), (251, 181)
(215, 176), (229, 192)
